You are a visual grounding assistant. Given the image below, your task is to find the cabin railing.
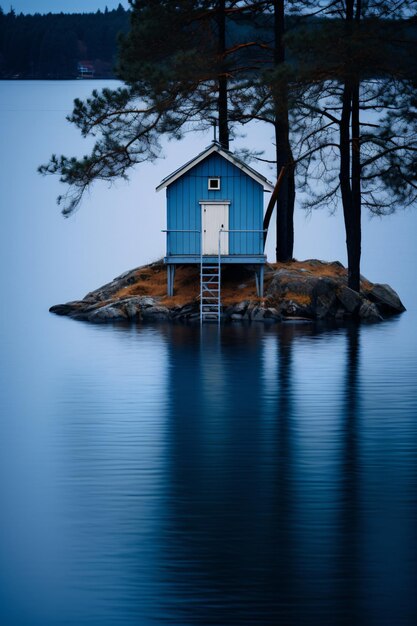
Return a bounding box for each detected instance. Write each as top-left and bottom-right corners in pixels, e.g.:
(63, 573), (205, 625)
(162, 229), (201, 256)
(161, 228), (266, 256)
(220, 228), (266, 257)
(218, 229), (267, 257)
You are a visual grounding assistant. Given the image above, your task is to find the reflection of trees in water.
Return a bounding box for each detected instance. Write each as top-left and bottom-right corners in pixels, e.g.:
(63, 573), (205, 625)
(156, 322), (363, 625)
(267, 324), (297, 621)
(337, 322), (362, 625)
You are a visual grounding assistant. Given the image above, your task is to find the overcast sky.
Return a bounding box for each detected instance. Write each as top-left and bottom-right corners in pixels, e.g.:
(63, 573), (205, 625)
(3, 1), (130, 14)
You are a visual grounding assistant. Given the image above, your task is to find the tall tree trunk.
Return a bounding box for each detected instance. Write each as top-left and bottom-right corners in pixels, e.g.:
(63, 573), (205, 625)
(350, 80), (361, 292)
(217, 0), (229, 150)
(339, 0), (361, 292)
(274, 0), (295, 262)
(339, 81), (353, 277)
(349, 0), (362, 292)
(340, 81), (361, 293)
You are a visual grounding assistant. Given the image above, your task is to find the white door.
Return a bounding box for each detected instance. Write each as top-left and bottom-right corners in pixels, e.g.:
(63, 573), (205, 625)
(201, 203), (229, 255)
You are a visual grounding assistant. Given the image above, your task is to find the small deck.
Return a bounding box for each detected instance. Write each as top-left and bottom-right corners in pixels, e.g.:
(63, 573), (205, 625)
(164, 254), (266, 265)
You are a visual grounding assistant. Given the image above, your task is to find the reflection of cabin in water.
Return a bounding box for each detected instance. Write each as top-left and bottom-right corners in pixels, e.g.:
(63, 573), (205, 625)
(77, 60), (95, 79)
(157, 142), (273, 321)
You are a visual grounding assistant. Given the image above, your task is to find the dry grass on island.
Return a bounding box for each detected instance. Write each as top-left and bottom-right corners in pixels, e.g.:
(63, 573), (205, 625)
(111, 259), (374, 308)
(50, 259), (405, 324)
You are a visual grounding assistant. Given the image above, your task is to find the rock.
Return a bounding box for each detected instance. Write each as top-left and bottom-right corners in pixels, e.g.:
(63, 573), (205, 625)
(251, 305), (280, 322)
(366, 283), (406, 315)
(267, 269), (318, 318)
(359, 300), (383, 322)
(337, 286), (362, 315)
(49, 301), (84, 316)
(268, 269), (317, 299)
(174, 304), (196, 319)
(280, 301), (298, 316)
(124, 300), (141, 321)
(233, 300), (249, 314)
(96, 296), (157, 321)
(87, 303), (128, 323)
(264, 307), (281, 321)
(140, 306), (170, 321)
(171, 303), (199, 320)
(138, 296), (157, 308)
(312, 278), (338, 319)
(223, 301), (249, 319)
(251, 305), (266, 321)
(277, 298), (312, 318)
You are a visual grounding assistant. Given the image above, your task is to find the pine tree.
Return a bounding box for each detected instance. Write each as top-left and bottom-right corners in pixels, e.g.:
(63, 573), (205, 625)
(38, 0), (417, 284)
(287, 0), (416, 291)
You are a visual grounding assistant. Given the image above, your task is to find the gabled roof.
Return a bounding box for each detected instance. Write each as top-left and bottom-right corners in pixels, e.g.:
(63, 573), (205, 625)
(156, 142), (274, 192)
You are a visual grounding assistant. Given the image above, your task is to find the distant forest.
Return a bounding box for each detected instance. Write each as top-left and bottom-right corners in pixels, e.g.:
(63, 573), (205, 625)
(1, 5), (415, 81)
(0, 4), (130, 79)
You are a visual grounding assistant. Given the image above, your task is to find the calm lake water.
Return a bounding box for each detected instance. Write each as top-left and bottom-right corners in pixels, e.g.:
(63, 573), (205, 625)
(0, 81), (417, 626)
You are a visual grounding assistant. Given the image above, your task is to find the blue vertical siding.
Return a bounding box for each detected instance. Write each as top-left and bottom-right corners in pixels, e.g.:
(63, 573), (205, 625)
(166, 153), (264, 256)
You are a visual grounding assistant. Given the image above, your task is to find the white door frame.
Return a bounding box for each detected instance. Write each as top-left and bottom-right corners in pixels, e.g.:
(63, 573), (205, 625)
(200, 201), (230, 255)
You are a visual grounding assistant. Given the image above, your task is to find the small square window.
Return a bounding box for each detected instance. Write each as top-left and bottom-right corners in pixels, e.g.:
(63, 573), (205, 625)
(208, 177), (220, 190)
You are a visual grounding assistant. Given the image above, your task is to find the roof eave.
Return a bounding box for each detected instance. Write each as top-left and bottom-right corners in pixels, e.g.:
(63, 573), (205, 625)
(156, 143), (275, 192)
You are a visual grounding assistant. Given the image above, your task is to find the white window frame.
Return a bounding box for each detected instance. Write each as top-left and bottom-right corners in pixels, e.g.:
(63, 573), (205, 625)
(208, 177), (221, 191)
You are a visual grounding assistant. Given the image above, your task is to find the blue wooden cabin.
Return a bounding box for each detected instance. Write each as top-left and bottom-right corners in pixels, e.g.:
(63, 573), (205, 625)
(157, 142), (273, 299)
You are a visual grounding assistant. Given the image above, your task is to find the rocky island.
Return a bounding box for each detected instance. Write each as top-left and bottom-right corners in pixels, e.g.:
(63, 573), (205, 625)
(50, 259), (405, 324)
